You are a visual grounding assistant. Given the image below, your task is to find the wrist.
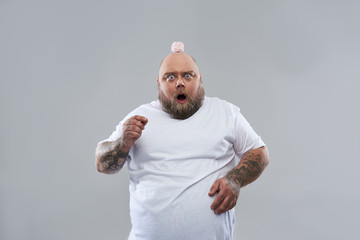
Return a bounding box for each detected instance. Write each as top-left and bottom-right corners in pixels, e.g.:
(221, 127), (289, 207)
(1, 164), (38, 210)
(116, 138), (130, 156)
(225, 176), (241, 193)
(225, 172), (243, 189)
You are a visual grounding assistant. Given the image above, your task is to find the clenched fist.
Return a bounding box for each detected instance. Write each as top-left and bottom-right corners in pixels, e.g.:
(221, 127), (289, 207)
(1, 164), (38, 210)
(121, 115), (148, 151)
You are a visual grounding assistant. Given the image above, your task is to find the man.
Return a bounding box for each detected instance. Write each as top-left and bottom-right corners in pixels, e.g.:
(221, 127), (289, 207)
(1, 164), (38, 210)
(95, 42), (269, 240)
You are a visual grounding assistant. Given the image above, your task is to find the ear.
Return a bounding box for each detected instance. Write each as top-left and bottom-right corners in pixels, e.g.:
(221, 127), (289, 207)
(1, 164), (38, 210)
(157, 77), (160, 89)
(199, 73), (202, 83)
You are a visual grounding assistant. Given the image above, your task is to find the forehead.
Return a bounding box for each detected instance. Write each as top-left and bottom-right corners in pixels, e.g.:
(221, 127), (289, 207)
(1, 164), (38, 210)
(159, 53), (199, 75)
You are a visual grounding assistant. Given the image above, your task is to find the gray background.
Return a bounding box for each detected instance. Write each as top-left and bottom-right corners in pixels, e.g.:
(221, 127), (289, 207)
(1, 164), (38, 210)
(1, 0), (359, 239)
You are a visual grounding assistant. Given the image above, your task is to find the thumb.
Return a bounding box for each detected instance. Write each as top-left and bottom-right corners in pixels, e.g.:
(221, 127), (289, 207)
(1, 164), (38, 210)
(208, 179), (220, 196)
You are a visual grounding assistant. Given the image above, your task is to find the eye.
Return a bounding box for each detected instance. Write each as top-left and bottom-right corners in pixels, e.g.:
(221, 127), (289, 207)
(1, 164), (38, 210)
(184, 73), (192, 79)
(166, 75), (175, 81)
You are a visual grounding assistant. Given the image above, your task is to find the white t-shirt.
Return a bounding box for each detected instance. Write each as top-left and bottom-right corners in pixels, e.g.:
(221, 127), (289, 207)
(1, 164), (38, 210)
(99, 96), (265, 240)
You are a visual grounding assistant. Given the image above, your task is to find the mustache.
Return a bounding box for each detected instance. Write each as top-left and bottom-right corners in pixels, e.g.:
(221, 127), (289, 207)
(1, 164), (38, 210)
(172, 89), (190, 98)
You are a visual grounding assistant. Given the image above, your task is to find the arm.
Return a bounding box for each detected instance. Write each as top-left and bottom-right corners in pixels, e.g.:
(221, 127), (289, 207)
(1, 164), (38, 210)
(95, 138), (130, 174)
(95, 115), (148, 174)
(226, 146), (269, 188)
(208, 146), (269, 214)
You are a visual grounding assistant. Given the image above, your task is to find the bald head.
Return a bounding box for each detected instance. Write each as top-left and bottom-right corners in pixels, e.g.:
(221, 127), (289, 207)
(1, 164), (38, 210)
(158, 52), (200, 80)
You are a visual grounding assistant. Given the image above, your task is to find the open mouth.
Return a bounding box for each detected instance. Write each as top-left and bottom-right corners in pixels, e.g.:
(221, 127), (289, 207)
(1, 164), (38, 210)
(176, 93), (188, 104)
(177, 94), (187, 101)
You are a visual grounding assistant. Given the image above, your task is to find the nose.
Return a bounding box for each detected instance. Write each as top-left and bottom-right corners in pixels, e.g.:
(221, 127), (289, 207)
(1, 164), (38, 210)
(176, 78), (185, 88)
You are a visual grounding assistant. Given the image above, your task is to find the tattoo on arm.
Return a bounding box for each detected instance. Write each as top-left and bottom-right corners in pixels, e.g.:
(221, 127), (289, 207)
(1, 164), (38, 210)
(226, 151), (266, 188)
(96, 140), (129, 174)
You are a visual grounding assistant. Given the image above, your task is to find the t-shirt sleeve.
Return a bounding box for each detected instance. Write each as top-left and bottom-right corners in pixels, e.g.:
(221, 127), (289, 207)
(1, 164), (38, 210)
(233, 109), (265, 159)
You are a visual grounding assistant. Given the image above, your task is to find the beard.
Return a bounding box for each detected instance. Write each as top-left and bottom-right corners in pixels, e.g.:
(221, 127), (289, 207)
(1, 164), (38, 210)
(158, 85), (205, 120)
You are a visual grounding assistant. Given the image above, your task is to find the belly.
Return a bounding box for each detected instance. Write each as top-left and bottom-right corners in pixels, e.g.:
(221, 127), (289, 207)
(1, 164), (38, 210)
(128, 171), (235, 240)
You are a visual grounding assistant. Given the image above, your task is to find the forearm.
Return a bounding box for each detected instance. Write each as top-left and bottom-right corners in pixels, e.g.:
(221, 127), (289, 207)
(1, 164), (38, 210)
(226, 146), (269, 188)
(95, 138), (130, 174)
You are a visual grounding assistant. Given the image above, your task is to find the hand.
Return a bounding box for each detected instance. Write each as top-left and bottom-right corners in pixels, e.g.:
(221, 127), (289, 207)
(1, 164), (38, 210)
(121, 115), (148, 150)
(208, 177), (240, 215)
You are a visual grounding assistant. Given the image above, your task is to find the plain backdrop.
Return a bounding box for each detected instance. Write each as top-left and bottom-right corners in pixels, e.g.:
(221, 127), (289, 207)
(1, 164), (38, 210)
(1, 0), (359, 239)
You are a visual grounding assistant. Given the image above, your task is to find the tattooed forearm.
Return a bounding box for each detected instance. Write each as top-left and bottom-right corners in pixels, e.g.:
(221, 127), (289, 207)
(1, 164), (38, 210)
(95, 139), (129, 174)
(226, 147), (269, 188)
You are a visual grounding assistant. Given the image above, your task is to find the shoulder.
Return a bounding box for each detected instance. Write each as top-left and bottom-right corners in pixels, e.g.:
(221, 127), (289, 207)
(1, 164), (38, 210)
(204, 96), (240, 115)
